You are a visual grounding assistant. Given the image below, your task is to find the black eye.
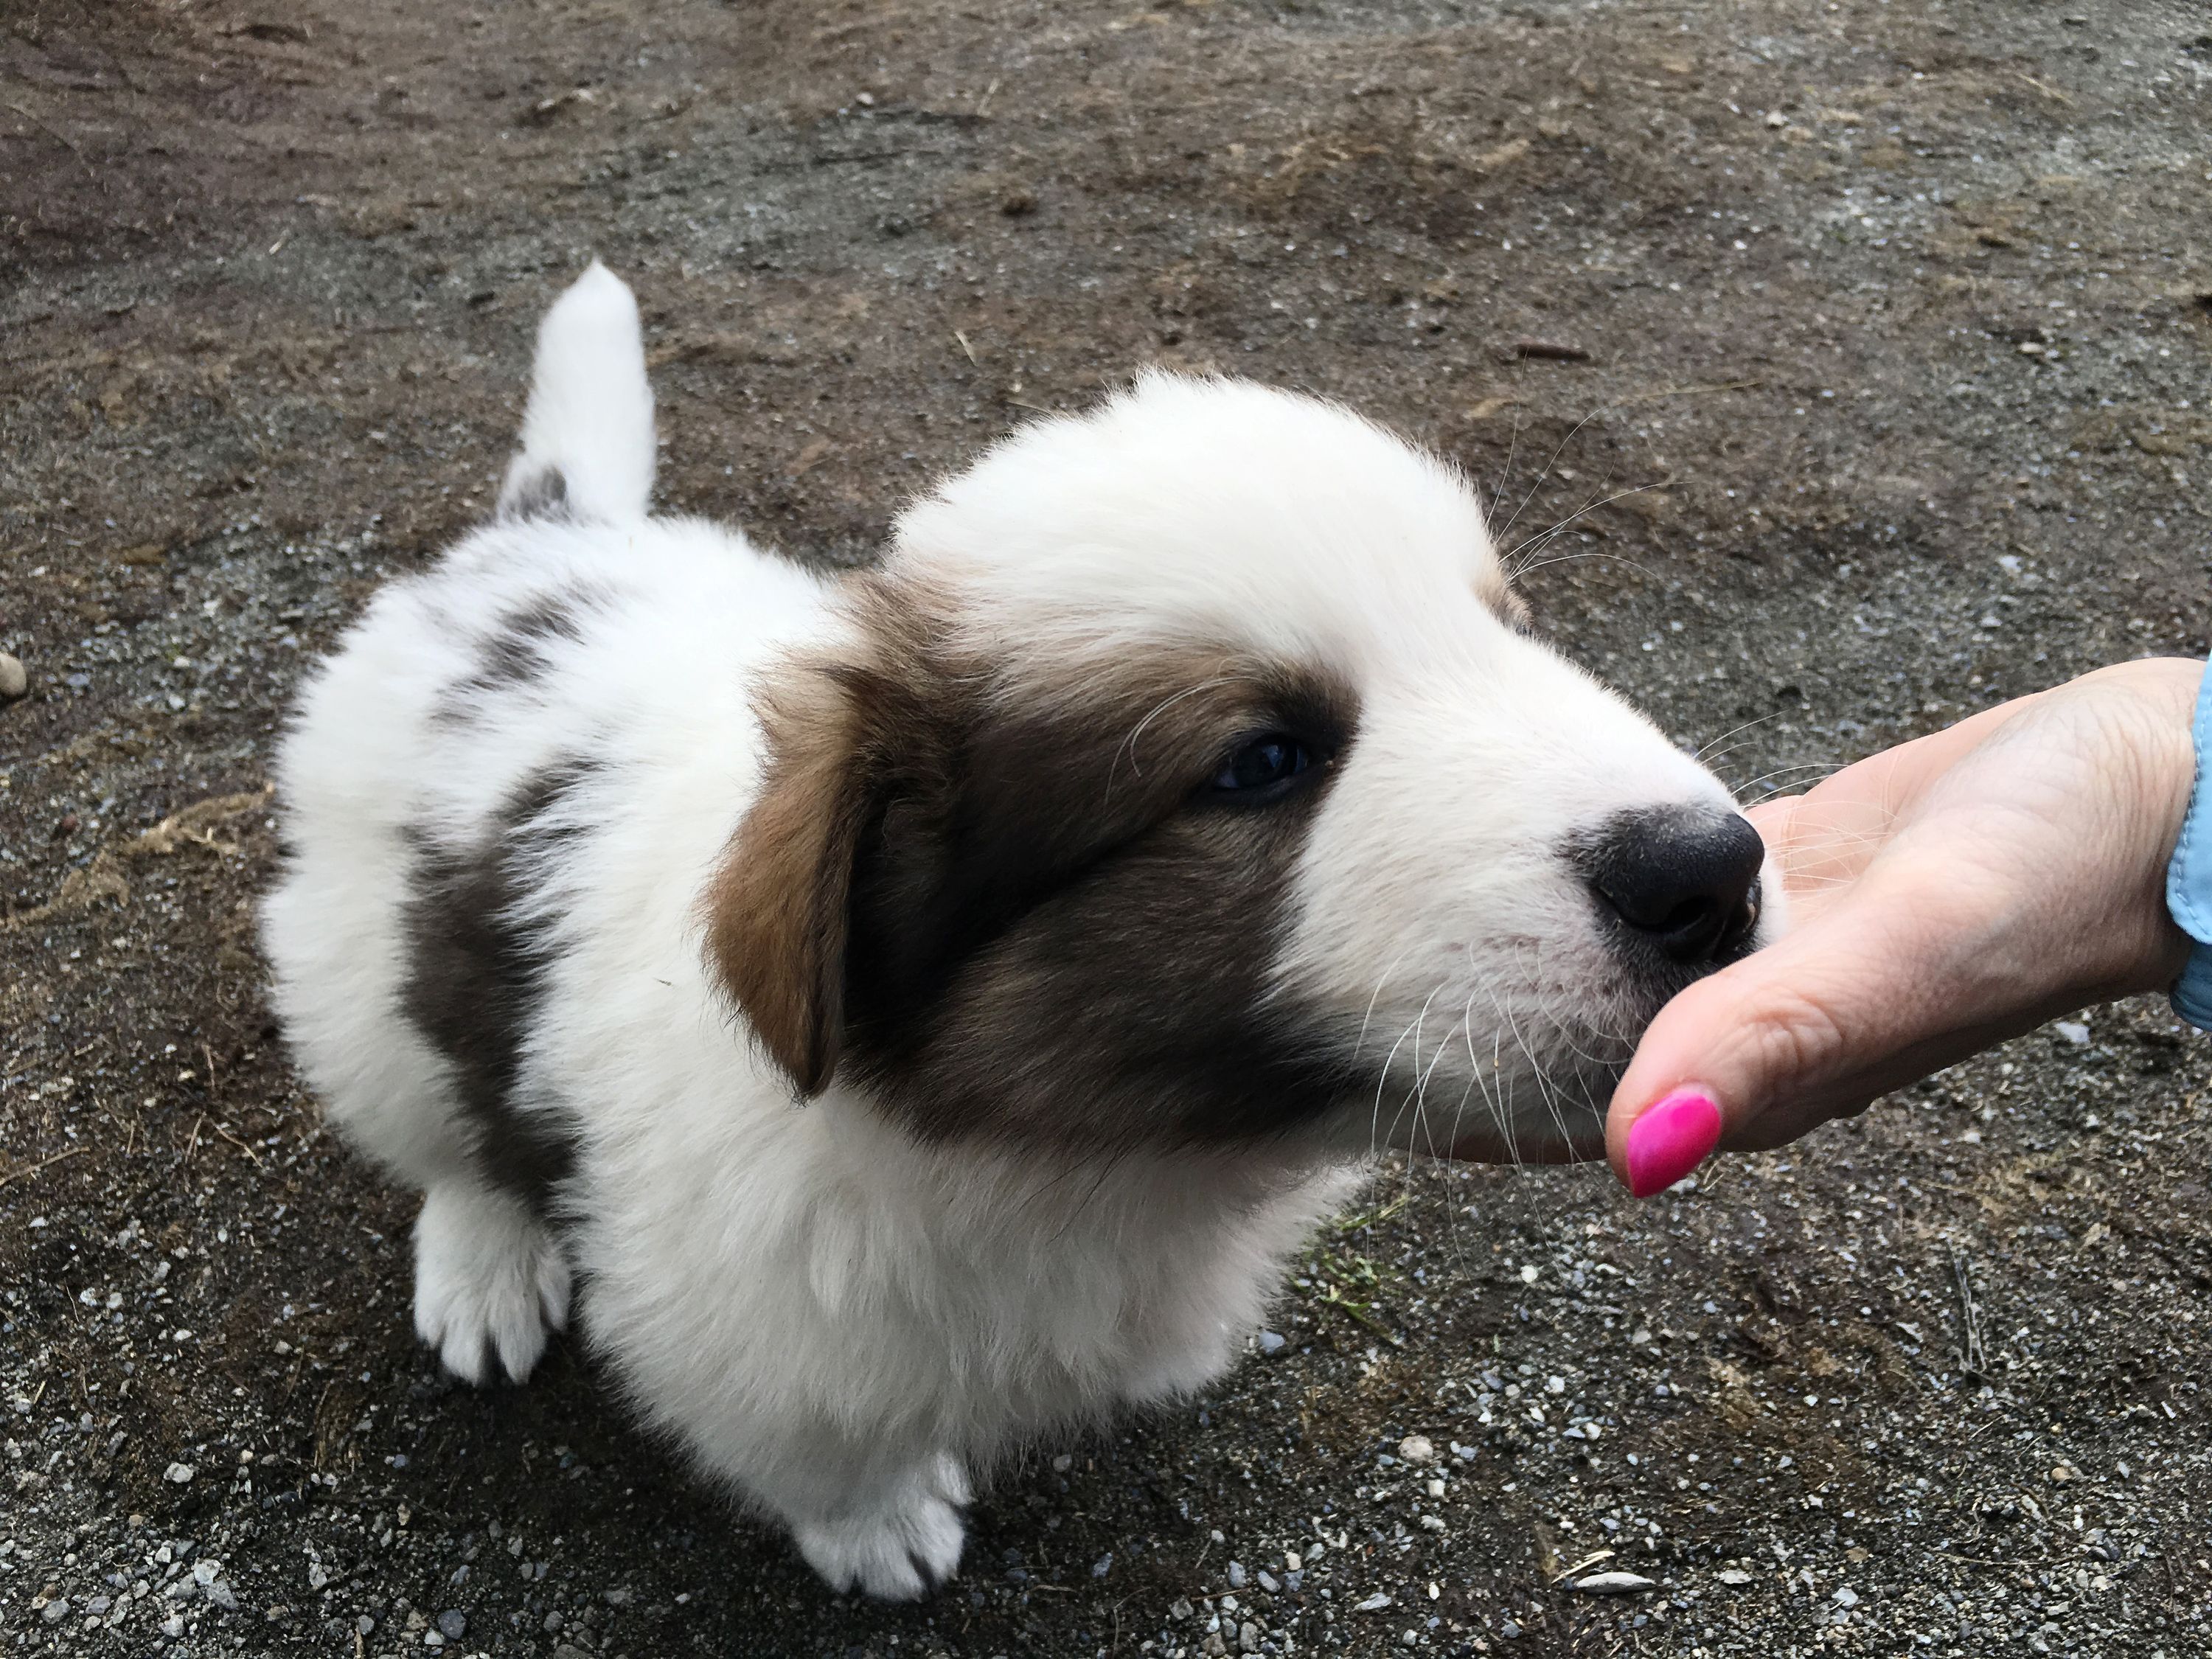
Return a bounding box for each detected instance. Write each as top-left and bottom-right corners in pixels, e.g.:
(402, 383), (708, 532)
(1211, 734), (1316, 797)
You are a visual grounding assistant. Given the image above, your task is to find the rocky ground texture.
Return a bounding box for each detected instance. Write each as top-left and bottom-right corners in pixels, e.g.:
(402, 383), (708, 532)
(4, 1), (2212, 1655)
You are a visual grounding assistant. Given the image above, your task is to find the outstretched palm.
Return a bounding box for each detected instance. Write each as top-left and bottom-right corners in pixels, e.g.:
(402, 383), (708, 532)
(1607, 656), (2201, 1173)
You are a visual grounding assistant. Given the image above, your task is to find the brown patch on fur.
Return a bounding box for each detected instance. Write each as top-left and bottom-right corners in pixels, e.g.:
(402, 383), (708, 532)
(1486, 575), (1531, 630)
(702, 574), (1366, 1150)
(699, 650), (883, 1096)
(400, 758), (597, 1214)
(432, 582), (617, 727)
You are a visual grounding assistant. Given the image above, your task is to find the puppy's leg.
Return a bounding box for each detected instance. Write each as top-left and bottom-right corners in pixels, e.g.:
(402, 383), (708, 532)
(412, 1180), (570, 1385)
(785, 1450), (971, 1601)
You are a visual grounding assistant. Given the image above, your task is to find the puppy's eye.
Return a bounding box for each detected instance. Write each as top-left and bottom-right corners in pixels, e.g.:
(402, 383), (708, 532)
(1211, 734), (1316, 797)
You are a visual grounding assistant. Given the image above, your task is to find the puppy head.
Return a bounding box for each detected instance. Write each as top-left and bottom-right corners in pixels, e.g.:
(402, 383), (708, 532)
(708, 374), (1778, 1163)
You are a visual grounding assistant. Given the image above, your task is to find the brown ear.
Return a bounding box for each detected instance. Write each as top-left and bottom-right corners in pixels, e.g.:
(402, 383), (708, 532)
(702, 664), (877, 1096)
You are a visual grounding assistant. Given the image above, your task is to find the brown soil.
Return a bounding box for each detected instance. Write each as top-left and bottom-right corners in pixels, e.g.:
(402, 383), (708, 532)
(4, 2), (2211, 1656)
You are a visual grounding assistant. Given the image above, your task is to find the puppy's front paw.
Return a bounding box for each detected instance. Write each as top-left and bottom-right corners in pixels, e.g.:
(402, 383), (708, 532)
(412, 1181), (570, 1385)
(793, 1479), (967, 1601)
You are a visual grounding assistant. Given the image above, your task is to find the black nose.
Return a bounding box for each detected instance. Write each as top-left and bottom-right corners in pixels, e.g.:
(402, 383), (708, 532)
(1579, 806), (1764, 965)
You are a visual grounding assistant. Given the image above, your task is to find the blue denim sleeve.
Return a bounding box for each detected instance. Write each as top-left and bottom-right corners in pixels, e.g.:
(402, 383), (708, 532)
(2167, 658), (2212, 1029)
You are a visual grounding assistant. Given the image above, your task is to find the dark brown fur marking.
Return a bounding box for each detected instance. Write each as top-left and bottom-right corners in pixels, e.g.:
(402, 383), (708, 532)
(400, 758), (597, 1210)
(500, 464), (573, 523)
(433, 582), (614, 726)
(705, 577), (1366, 1151)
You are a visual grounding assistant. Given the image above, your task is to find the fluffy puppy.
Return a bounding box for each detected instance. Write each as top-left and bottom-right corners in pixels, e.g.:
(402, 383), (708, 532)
(262, 264), (1777, 1598)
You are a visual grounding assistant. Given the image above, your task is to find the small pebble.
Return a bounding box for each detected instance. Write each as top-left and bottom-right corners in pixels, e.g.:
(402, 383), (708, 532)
(1256, 1329), (1287, 1356)
(1832, 1586), (1860, 1608)
(40, 1599), (71, 1625)
(1573, 1571), (1656, 1595)
(0, 652), (25, 700)
(437, 1610), (467, 1639)
(1091, 1554), (1113, 1579)
(1397, 1435), (1436, 1464)
(1226, 1560), (1247, 1589)
(1354, 1592), (1393, 1612)
(164, 1463), (195, 1484)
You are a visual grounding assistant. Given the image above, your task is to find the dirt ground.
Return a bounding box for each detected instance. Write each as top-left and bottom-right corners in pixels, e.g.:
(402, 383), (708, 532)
(4, 1), (2212, 1655)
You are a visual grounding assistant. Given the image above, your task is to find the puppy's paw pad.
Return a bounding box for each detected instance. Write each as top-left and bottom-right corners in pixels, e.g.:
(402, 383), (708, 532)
(411, 1183), (568, 1386)
(794, 1492), (966, 1601)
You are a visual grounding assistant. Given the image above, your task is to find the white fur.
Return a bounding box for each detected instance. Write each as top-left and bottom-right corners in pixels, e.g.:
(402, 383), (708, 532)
(497, 260), (655, 523)
(412, 1182), (571, 1385)
(264, 266), (1777, 1599)
(891, 371), (1762, 1163)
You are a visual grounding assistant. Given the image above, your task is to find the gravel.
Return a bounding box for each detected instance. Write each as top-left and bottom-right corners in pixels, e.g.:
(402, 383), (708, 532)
(4, 0), (2211, 1655)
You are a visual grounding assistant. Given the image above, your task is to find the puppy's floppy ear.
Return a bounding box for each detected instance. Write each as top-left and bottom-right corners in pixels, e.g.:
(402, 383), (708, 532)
(703, 661), (880, 1096)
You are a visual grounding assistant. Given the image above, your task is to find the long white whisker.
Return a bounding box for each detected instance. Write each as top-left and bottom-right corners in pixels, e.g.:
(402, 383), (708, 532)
(1694, 711), (1784, 763)
(1352, 947), (1413, 1065)
(1495, 406), (1607, 541)
(1503, 479), (1666, 574)
(1369, 1001), (1433, 1164)
(1382, 987), (1448, 1158)
(1491, 412), (1523, 516)
(1508, 548), (1658, 582)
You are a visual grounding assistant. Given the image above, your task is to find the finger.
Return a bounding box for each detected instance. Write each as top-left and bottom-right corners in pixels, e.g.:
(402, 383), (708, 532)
(1604, 885), (1970, 1193)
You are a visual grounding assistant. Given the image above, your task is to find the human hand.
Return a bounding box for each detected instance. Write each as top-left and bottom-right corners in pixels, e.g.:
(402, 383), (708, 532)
(1606, 655), (2204, 1196)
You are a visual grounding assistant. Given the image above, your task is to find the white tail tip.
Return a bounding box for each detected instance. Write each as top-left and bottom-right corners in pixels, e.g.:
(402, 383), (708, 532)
(497, 260), (655, 524)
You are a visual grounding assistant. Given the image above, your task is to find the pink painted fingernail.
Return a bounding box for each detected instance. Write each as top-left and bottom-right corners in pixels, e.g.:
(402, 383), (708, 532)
(1625, 1088), (1722, 1199)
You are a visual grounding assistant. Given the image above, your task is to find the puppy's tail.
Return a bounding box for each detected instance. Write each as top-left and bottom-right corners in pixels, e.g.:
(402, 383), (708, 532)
(497, 260), (655, 524)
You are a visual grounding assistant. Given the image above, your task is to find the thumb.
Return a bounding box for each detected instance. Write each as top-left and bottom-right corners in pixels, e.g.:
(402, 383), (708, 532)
(1603, 885), (1974, 1195)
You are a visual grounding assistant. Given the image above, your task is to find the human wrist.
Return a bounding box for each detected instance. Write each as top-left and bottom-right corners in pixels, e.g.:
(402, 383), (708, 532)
(2159, 656), (2212, 1023)
(2123, 653), (2205, 841)
(2111, 657), (2204, 996)
(2024, 658), (2199, 1003)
